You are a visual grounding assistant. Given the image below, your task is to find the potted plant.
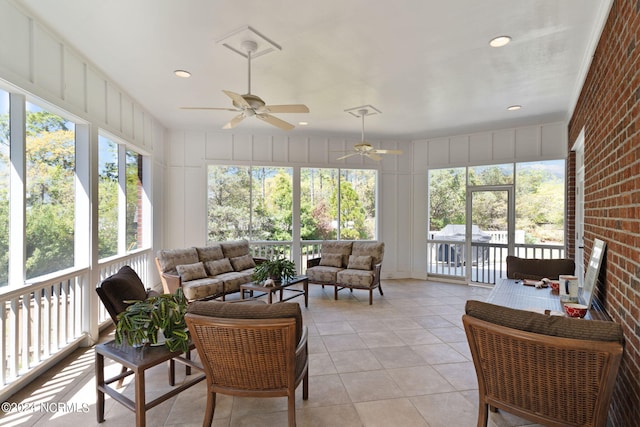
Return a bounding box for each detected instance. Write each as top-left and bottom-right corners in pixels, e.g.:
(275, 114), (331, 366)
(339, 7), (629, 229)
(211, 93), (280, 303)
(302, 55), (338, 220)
(252, 257), (297, 285)
(115, 287), (189, 352)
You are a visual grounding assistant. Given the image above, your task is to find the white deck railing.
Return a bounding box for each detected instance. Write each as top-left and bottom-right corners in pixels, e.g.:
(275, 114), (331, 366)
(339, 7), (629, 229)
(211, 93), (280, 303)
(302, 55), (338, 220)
(0, 248), (151, 400)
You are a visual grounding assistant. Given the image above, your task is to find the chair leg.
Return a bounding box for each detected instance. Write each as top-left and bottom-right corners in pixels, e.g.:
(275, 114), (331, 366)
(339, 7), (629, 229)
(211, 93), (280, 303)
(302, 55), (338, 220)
(203, 391), (216, 427)
(334, 286), (339, 300)
(303, 369), (309, 400)
(288, 393), (296, 427)
(478, 403), (489, 427)
(378, 282), (384, 295)
(369, 289), (373, 305)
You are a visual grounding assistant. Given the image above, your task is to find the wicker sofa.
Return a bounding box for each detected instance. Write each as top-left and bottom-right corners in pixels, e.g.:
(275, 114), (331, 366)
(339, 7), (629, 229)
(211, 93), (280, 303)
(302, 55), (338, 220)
(155, 240), (265, 301)
(306, 241), (384, 304)
(506, 255), (575, 280)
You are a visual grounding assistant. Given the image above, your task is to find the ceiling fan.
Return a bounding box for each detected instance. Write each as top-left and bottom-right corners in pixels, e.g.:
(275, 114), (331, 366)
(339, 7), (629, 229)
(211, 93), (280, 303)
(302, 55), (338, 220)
(336, 108), (403, 161)
(181, 40), (309, 131)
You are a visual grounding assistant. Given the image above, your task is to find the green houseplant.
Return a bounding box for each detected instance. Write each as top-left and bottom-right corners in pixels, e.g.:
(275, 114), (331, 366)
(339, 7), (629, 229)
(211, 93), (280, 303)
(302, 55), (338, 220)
(115, 287), (189, 352)
(252, 257), (297, 285)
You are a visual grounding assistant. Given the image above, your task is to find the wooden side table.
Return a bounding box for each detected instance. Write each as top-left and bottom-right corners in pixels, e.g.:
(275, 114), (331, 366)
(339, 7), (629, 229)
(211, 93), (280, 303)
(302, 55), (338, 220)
(95, 340), (204, 427)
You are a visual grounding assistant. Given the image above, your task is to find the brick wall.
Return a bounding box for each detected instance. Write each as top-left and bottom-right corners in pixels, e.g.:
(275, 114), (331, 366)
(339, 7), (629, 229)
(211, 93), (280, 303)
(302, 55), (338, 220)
(567, 1), (640, 425)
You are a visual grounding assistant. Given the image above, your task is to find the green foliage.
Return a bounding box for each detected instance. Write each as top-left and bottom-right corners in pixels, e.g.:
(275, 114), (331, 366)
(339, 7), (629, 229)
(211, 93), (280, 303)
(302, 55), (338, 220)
(252, 258), (296, 283)
(115, 288), (189, 353)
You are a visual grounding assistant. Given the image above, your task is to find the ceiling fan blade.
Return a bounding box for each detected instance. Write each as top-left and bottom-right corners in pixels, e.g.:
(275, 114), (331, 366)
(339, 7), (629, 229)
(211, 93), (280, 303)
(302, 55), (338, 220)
(223, 90), (251, 109)
(367, 153), (383, 161)
(373, 149), (403, 155)
(336, 153), (359, 161)
(264, 104), (310, 114)
(256, 113), (295, 130)
(222, 113), (246, 129)
(180, 107), (239, 112)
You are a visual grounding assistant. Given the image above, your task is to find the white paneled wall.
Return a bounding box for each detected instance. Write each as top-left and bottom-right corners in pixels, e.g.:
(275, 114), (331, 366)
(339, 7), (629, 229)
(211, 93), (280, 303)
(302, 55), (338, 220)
(0, 1), (164, 153)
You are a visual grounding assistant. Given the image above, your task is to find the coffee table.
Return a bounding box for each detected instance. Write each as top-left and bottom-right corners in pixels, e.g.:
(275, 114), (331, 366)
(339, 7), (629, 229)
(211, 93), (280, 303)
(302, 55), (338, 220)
(95, 340), (205, 427)
(240, 275), (308, 307)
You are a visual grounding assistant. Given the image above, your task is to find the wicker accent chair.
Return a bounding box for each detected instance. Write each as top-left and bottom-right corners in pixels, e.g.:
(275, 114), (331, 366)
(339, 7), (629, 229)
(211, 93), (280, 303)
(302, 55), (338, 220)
(185, 300), (309, 427)
(463, 300), (623, 427)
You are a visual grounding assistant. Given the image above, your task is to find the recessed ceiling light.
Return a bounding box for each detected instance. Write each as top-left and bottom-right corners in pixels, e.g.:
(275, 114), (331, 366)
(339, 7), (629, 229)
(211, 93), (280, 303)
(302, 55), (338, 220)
(489, 36), (511, 48)
(174, 70), (191, 78)
(507, 105), (522, 111)
(298, 121), (309, 126)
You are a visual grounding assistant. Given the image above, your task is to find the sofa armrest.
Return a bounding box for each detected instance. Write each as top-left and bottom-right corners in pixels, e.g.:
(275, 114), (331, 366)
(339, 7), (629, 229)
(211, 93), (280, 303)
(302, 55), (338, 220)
(372, 263), (382, 285)
(307, 257), (321, 268)
(160, 271), (181, 294)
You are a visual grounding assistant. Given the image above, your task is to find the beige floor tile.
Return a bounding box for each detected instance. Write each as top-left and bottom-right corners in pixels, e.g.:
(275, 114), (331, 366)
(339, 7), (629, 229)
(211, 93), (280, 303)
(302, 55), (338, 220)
(339, 370), (404, 402)
(411, 391), (478, 427)
(411, 343), (467, 365)
(355, 398), (429, 427)
(369, 346), (427, 369)
(387, 365), (455, 396)
(433, 361), (479, 391)
(330, 349), (383, 373)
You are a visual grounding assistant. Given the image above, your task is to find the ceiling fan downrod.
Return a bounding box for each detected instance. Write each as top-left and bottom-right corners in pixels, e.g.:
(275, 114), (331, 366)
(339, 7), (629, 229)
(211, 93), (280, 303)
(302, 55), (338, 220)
(241, 40), (258, 95)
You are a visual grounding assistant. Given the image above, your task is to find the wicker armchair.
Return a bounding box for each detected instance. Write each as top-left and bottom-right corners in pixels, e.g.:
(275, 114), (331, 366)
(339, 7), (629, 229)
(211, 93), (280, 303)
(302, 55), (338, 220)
(463, 300), (623, 427)
(185, 301), (309, 427)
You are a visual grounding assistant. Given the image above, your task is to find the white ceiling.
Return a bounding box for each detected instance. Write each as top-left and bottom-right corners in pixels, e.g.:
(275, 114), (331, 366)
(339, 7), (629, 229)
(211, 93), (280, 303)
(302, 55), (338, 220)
(18, 0), (609, 140)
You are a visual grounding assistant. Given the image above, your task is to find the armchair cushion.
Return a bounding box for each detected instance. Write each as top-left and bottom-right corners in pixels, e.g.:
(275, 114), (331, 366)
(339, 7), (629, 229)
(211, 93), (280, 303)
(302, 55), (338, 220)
(347, 254), (372, 270)
(156, 247), (199, 273)
(187, 299), (303, 343)
(176, 262), (208, 282)
(465, 300), (623, 343)
(319, 253), (343, 268)
(506, 255), (575, 280)
(352, 241), (384, 265)
(97, 266), (151, 321)
(230, 254), (256, 271)
(204, 258), (233, 276)
(322, 240), (353, 267)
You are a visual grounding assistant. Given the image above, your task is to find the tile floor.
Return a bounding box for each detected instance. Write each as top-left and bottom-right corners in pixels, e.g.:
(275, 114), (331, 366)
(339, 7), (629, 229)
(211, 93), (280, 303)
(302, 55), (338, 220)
(0, 279), (544, 427)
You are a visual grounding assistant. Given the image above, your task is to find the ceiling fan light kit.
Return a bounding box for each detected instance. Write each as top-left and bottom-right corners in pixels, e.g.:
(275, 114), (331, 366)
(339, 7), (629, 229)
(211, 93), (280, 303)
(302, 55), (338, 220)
(181, 28), (309, 131)
(336, 107), (403, 161)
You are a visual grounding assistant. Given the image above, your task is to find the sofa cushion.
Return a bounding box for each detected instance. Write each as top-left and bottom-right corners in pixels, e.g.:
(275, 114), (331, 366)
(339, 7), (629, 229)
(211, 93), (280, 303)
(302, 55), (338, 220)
(352, 241), (385, 265)
(216, 270), (255, 294)
(181, 277), (225, 301)
(230, 254), (256, 271)
(196, 245), (224, 262)
(322, 241), (353, 267)
(306, 266), (341, 284)
(465, 300), (623, 343)
(221, 240), (250, 259)
(187, 299), (303, 343)
(347, 254), (372, 270)
(176, 262), (208, 282)
(204, 258), (233, 276)
(320, 253), (343, 268)
(337, 268), (375, 288)
(157, 247), (199, 273)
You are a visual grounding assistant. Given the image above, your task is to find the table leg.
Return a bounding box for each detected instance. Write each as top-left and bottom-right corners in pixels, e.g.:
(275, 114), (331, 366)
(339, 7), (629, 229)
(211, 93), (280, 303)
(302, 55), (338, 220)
(135, 369), (146, 427)
(268, 290), (273, 304)
(304, 278), (308, 307)
(168, 359), (175, 386)
(95, 352), (105, 423)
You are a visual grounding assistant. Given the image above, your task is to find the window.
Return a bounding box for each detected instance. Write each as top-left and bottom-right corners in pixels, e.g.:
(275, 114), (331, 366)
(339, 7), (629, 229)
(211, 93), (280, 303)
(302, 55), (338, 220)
(25, 102), (75, 279)
(207, 165), (378, 242)
(516, 160), (565, 244)
(98, 136), (118, 258)
(207, 165), (293, 242)
(0, 89), (9, 285)
(428, 167), (466, 233)
(125, 149), (143, 251)
(301, 168), (377, 240)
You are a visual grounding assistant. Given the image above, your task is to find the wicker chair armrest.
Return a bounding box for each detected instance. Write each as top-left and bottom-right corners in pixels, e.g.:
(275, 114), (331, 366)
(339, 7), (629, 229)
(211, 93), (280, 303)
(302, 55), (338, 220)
(253, 256), (268, 265)
(307, 258), (321, 268)
(296, 325), (308, 353)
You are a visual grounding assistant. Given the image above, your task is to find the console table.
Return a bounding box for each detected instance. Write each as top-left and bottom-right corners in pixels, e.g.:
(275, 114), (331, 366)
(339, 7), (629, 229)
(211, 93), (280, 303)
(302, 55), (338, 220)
(95, 340), (204, 427)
